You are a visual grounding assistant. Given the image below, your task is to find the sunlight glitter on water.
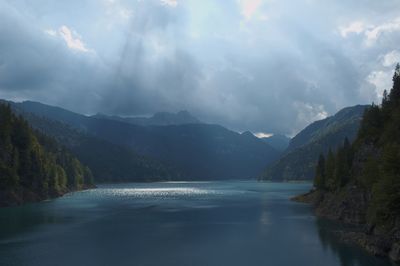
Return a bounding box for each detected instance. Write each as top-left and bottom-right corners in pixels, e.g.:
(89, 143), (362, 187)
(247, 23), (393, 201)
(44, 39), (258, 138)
(97, 187), (224, 199)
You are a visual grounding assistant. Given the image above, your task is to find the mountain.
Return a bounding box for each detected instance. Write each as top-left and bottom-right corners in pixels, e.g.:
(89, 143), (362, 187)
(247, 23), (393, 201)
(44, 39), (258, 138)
(12, 110), (181, 183)
(0, 103), (94, 206)
(93, 110), (200, 126)
(261, 134), (290, 152)
(8, 101), (279, 180)
(261, 105), (368, 181)
(295, 64), (400, 262)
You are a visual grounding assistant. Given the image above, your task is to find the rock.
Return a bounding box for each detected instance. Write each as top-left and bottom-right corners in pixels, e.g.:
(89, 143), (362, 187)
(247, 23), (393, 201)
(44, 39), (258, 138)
(291, 189), (322, 204)
(389, 243), (400, 262)
(297, 185), (400, 262)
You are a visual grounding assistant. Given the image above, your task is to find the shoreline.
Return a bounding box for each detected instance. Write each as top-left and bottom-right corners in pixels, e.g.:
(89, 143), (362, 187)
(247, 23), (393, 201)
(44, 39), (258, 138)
(0, 184), (96, 208)
(292, 190), (400, 262)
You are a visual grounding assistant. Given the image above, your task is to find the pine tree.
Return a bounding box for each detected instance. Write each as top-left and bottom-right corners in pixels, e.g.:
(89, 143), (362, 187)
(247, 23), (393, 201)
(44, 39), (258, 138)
(314, 154), (326, 189)
(325, 149), (336, 191)
(389, 63), (400, 103)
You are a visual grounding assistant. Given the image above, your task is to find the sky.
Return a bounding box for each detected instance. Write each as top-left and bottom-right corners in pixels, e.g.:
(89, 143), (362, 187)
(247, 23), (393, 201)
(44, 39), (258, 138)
(0, 0), (400, 136)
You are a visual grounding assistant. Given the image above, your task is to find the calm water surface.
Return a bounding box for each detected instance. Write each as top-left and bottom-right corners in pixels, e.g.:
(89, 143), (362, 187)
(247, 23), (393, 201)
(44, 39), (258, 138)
(0, 181), (395, 266)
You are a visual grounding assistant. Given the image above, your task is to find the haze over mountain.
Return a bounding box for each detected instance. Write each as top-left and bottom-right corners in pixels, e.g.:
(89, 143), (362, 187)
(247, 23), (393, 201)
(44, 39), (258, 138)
(8, 100), (279, 180)
(261, 134), (291, 153)
(93, 110), (200, 126)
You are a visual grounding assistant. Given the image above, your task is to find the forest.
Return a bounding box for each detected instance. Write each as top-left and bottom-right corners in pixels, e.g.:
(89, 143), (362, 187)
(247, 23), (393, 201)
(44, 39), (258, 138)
(0, 104), (94, 206)
(313, 64), (400, 228)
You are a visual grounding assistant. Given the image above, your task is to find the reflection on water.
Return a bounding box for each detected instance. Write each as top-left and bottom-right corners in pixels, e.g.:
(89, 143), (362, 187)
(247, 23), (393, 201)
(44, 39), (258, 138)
(0, 181), (395, 266)
(315, 218), (396, 266)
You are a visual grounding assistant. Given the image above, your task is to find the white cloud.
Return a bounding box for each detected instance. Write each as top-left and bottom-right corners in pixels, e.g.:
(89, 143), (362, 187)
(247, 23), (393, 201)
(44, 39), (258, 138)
(339, 21), (364, 38)
(382, 50), (400, 67)
(293, 102), (328, 135)
(160, 0), (178, 7)
(367, 70), (392, 98)
(365, 17), (400, 45)
(44, 26), (91, 53)
(255, 132), (273, 138)
(239, 0), (262, 20)
(59, 26), (90, 52)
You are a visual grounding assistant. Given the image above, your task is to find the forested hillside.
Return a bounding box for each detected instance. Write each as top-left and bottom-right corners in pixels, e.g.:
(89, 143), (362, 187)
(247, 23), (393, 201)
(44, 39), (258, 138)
(0, 104), (94, 206)
(300, 64), (400, 261)
(17, 111), (182, 182)
(261, 105), (367, 181)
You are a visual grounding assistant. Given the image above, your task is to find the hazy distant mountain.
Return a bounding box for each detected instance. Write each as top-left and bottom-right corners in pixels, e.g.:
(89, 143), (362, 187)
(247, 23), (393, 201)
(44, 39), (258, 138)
(9, 101), (279, 180)
(261, 105), (368, 181)
(8, 105), (181, 183)
(93, 110), (200, 126)
(261, 134), (290, 152)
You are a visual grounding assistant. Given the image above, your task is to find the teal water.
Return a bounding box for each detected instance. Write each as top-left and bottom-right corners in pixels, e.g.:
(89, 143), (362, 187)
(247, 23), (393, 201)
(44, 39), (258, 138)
(0, 182), (394, 266)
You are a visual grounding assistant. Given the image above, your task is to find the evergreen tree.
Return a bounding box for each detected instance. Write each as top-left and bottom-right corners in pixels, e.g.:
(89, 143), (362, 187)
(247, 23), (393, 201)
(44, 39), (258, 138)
(325, 149), (336, 191)
(389, 63), (400, 103)
(0, 103), (94, 206)
(314, 154), (326, 189)
(312, 64), (400, 228)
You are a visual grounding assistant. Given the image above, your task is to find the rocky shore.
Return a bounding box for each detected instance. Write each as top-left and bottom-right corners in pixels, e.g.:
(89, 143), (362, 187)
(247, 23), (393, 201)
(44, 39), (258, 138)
(293, 187), (400, 262)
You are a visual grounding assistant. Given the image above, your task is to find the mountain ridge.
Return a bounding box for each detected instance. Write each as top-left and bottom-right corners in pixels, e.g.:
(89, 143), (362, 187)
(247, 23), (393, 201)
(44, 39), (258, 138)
(261, 104), (368, 181)
(92, 110), (201, 126)
(6, 100), (279, 180)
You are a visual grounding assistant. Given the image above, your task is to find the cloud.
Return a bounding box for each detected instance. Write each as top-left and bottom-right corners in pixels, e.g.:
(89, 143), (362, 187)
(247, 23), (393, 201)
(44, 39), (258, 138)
(160, 0), (178, 8)
(58, 26), (91, 52)
(367, 70), (393, 99)
(44, 29), (57, 37)
(104, 0), (133, 20)
(44, 25), (92, 53)
(1, 0), (400, 135)
(340, 21), (364, 38)
(255, 132), (273, 138)
(365, 17), (400, 45)
(382, 50), (400, 67)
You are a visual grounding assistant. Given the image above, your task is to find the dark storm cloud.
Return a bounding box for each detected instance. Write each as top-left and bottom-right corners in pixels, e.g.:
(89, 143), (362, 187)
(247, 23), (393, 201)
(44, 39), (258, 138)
(0, 0), (400, 135)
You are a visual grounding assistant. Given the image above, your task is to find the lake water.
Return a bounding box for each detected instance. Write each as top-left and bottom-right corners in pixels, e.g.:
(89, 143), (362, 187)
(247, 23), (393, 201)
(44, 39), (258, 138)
(0, 182), (395, 266)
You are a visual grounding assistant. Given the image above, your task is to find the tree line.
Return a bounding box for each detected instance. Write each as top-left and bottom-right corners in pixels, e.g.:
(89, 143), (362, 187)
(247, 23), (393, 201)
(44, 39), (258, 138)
(313, 64), (400, 226)
(0, 104), (94, 205)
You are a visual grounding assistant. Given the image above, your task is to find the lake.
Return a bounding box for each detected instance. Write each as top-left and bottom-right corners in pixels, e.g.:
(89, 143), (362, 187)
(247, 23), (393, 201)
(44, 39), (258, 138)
(0, 181), (394, 266)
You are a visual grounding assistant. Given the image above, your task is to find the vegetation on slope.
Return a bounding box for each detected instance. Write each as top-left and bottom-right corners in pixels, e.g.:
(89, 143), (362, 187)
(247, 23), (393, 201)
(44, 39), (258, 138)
(314, 64), (400, 226)
(17, 111), (182, 182)
(309, 64), (400, 260)
(0, 104), (94, 206)
(261, 105), (367, 181)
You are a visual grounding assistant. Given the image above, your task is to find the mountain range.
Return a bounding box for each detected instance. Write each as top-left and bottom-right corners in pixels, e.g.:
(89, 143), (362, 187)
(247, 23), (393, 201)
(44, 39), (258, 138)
(6, 100), (279, 181)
